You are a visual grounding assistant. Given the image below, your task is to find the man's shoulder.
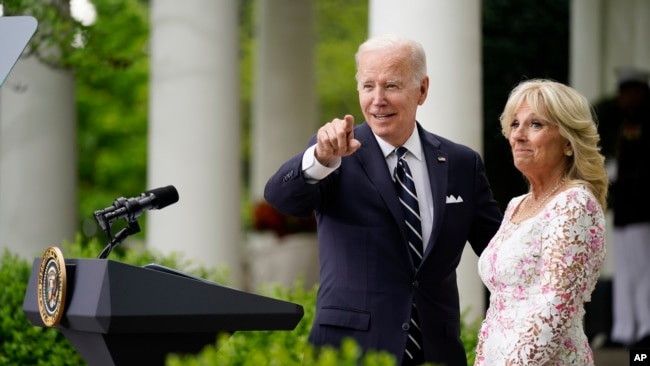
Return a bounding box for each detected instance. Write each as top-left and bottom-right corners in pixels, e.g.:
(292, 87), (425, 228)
(421, 129), (479, 156)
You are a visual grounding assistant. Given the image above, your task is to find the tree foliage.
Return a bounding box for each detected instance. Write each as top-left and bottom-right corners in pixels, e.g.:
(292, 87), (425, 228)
(315, 0), (368, 123)
(2, 0), (571, 234)
(3, 0), (151, 241)
(72, 0), (150, 236)
(3, 0), (370, 238)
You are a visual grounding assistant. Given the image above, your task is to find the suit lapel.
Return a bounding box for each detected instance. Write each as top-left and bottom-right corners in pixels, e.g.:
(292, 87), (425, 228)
(418, 125), (448, 260)
(354, 124), (404, 228)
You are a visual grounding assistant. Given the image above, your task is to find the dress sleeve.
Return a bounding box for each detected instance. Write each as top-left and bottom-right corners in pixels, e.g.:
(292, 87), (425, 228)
(506, 188), (606, 365)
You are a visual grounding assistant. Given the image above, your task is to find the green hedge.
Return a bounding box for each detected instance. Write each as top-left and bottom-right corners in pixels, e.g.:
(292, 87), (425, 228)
(1, 237), (480, 366)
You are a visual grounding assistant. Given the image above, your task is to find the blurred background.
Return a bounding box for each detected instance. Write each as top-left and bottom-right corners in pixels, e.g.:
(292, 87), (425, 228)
(1, 1), (648, 362)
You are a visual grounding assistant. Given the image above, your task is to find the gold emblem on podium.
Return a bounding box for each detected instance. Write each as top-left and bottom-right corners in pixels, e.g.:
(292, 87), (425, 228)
(37, 246), (67, 327)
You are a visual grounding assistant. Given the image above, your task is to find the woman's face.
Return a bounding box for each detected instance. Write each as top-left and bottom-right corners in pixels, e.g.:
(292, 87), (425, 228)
(508, 101), (569, 179)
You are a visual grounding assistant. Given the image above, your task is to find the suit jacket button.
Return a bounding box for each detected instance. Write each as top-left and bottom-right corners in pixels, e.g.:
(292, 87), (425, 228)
(412, 280), (419, 288)
(402, 322), (410, 331)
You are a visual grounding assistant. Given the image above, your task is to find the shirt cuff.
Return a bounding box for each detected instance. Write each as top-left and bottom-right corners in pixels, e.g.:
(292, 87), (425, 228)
(302, 144), (341, 182)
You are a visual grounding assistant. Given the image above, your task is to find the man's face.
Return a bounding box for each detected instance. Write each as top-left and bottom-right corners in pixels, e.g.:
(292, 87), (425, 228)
(356, 47), (428, 147)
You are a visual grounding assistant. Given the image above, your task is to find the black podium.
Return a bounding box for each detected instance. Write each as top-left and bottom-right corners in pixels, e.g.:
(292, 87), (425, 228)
(23, 258), (304, 366)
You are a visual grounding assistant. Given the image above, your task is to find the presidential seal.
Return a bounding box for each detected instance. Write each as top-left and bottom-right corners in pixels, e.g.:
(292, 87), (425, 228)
(37, 246), (67, 327)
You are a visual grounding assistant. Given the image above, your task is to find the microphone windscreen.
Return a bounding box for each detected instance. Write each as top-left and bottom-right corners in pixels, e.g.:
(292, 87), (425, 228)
(147, 185), (179, 209)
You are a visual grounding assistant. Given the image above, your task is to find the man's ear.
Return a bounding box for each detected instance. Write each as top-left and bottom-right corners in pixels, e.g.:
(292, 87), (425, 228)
(418, 76), (429, 105)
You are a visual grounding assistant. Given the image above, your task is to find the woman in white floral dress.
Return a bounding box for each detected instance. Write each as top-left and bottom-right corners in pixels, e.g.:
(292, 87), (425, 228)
(474, 79), (609, 365)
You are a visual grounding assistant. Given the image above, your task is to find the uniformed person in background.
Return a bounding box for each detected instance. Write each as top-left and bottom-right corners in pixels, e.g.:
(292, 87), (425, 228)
(596, 66), (650, 349)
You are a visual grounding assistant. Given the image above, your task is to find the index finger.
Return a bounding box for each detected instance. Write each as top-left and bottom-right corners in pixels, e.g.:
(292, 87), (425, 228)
(342, 114), (355, 132)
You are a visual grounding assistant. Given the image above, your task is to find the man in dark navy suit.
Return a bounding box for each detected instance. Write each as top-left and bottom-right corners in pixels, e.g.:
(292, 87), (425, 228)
(264, 34), (502, 366)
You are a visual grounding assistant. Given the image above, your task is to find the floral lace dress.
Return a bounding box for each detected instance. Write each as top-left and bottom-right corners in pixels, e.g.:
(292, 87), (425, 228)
(474, 186), (606, 365)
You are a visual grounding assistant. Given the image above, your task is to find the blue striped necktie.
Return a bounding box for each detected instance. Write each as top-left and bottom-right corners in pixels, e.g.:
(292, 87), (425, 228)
(394, 146), (424, 365)
(394, 147), (423, 267)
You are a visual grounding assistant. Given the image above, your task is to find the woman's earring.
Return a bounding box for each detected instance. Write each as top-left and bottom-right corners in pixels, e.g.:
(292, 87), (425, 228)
(566, 150), (573, 156)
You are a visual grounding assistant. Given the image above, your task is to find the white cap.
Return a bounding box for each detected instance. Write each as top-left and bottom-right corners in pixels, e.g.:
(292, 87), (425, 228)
(615, 66), (650, 85)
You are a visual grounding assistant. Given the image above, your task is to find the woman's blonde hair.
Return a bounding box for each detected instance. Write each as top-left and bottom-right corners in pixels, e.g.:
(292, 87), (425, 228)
(500, 79), (609, 209)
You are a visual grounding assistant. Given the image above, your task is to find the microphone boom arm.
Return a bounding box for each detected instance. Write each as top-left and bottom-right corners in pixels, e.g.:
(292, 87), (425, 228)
(95, 197), (142, 259)
(96, 213), (141, 259)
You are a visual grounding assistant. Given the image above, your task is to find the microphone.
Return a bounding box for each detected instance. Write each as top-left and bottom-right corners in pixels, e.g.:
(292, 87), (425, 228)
(95, 185), (179, 225)
(95, 185), (178, 259)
